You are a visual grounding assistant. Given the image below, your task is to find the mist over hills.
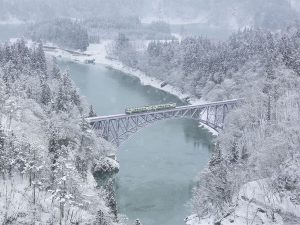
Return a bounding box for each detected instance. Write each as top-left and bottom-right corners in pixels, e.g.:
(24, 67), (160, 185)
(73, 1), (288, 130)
(0, 0), (299, 31)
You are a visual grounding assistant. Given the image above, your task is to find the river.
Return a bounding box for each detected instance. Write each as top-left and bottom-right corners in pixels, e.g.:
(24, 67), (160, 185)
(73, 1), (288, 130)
(58, 60), (214, 225)
(0, 23), (214, 225)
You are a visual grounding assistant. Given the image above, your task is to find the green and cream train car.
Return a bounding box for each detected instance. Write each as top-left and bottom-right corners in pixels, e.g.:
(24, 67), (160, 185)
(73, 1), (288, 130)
(125, 103), (176, 114)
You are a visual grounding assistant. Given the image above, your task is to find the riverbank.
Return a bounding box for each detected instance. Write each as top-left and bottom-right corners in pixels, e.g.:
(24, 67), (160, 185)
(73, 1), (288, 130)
(43, 41), (203, 104)
(43, 40), (218, 136)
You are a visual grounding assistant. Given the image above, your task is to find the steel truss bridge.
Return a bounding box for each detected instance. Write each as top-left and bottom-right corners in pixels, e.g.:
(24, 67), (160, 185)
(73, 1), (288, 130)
(87, 99), (241, 147)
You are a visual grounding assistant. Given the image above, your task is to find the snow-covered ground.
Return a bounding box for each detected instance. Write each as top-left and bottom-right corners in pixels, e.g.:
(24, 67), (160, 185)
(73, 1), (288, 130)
(185, 179), (300, 225)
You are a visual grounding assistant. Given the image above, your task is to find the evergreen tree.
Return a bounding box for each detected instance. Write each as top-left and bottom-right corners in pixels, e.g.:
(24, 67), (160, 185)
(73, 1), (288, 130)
(48, 125), (60, 183)
(37, 42), (47, 73)
(40, 83), (52, 105)
(55, 86), (66, 112)
(0, 122), (4, 150)
(71, 89), (81, 108)
(28, 18), (89, 51)
(89, 105), (97, 117)
(105, 179), (118, 221)
(96, 210), (108, 225)
(51, 58), (61, 80)
(0, 123), (6, 176)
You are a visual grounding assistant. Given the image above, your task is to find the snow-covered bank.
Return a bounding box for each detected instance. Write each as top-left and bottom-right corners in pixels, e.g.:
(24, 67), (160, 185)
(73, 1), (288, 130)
(44, 41), (201, 102)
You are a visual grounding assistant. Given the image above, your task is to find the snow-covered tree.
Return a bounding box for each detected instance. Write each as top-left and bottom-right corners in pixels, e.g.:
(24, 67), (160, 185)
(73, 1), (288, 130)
(89, 105), (97, 117)
(28, 18), (89, 51)
(0, 40), (119, 224)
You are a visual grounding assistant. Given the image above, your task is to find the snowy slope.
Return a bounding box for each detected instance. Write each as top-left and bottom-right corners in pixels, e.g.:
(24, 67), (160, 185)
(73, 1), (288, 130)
(186, 179), (300, 225)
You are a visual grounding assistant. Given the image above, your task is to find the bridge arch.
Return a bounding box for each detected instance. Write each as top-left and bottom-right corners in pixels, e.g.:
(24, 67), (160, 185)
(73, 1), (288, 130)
(87, 99), (240, 147)
(119, 117), (218, 147)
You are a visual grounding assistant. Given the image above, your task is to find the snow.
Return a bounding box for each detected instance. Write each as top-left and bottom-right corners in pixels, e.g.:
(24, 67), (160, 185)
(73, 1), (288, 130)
(104, 156), (120, 170)
(186, 179), (300, 225)
(1, 97), (48, 150)
(92, 156), (120, 176)
(240, 179), (300, 218)
(0, 174), (102, 224)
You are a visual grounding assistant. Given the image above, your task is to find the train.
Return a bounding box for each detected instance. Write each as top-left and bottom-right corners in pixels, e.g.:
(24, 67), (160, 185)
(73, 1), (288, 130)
(125, 103), (177, 114)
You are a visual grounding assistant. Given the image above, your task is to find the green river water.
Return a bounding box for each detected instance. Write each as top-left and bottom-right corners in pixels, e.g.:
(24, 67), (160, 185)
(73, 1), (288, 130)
(58, 61), (213, 225)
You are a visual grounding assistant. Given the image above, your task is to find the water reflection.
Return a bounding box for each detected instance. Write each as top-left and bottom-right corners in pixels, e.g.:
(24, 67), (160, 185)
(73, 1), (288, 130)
(182, 120), (215, 149)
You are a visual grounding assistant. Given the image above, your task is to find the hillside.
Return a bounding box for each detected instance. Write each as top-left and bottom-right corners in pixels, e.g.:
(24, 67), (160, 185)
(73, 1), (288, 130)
(0, 40), (120, 224)
(113, 24), (300, 224)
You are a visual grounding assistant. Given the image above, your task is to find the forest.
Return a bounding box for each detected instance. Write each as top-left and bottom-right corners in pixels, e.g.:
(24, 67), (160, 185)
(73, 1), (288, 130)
(84, 17), (173, 42)
(27, 19), (89, 51)
(113, 23), (300, 223)
(0, 40), (119, 224)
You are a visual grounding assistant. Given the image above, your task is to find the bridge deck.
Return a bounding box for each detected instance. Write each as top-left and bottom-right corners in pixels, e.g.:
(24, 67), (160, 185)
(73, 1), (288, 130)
(87, 99), (241, 122)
